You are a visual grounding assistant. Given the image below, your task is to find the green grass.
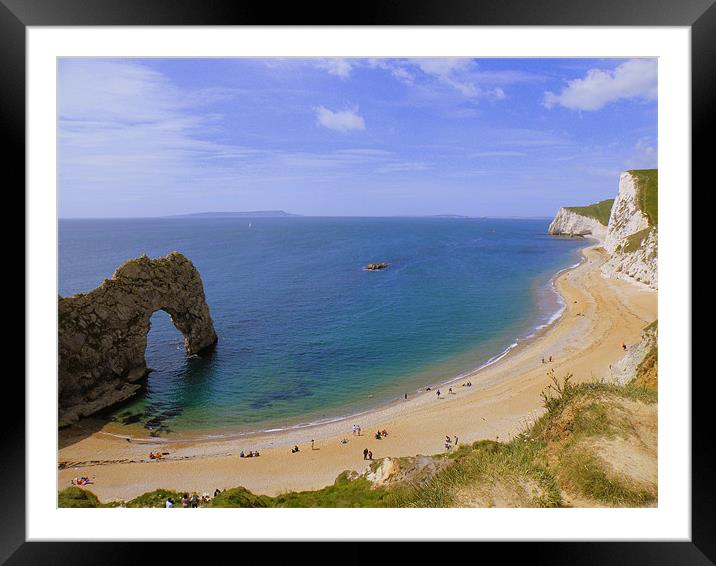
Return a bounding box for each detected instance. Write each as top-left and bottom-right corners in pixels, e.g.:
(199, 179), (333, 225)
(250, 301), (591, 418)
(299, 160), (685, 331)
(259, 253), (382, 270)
(558, 450), (655, 506)
(628, 169), (658, 226)
(210, 486), (271, 508)
(529, 373), (657, 507)
(58, 486), (102, 508)
(565, 199), (614, 226)
(392, 439), (562, 508)
(124, 489), (185, 508)
(269, 472), (397, 508)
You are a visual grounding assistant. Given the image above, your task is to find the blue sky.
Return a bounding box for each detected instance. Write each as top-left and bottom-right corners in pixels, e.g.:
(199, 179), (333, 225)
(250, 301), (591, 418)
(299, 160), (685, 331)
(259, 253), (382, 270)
(58, 58), (657, 218)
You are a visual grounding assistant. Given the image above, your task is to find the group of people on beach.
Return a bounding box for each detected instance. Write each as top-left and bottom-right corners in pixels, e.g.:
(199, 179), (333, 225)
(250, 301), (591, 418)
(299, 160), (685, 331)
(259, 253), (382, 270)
(148, 451), (164, 460)
(239, 450), (260, 458)
(444, 435), (459, 450)
(541, 355), (553, 364)
(351, 424), (362, 436)
(362, 448), (373, 460)
(427, 380), (472, 399)
(374, 429), (389, 440)
(71, 476), (93, 486)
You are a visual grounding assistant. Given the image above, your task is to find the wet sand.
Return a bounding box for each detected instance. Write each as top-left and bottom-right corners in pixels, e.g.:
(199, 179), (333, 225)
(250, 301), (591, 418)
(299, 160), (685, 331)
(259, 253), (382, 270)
(58, 246), (657, 502)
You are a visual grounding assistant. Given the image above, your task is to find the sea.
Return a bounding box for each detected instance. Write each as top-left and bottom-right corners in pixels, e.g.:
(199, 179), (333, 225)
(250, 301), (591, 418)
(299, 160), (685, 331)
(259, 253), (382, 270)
(58, 217), (586, 438)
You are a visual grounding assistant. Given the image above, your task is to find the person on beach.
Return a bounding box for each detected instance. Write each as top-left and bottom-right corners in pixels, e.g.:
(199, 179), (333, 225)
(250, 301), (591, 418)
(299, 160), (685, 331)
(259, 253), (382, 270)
(311, 439), (315, 450)
(622, 342), (628, 351)
(190, 494), (199, 508)
(363, 448), (369, 460)
(454, 436), (458, 445)
(375, 431), (382, 440)
(449, 387), (454, 394)
(214, 489), (221, 497)
(368, 451), (373, 460)
(165, 498), (174, 508)
(404, 393), (408, 400)
(382, 429), (388, 437)
(542, 357), (545, 364)
(341, 438), (348, 444)
(436, 389), (441, 398)
(181, 494), (190, 508)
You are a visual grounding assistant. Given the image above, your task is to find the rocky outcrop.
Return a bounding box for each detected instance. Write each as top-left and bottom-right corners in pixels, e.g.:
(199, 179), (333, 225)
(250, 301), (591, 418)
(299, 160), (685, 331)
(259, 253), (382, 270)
(58, 252), (217, 427)
(365, 263), (389, 271)
(609, 321), (658, 386)
(601, 172), (658, 289)
(547, 208), (608, 241)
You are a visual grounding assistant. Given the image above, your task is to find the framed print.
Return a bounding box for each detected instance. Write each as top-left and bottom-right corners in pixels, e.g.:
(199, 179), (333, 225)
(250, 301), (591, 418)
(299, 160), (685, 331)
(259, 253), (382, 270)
(6, 0), (708, 561)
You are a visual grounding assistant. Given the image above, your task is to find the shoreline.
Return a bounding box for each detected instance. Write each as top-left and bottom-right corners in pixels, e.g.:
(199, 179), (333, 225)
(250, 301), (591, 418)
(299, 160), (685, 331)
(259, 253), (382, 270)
(58, 244), (657, 502)
(90, 246), (587, 445)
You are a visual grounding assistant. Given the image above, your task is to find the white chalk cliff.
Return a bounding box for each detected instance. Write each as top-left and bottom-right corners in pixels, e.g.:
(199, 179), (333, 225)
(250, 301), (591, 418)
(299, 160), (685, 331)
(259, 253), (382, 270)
(549, 170), (657, 290)
(547, 208), (608, 241)
(601, 172), (658, 290)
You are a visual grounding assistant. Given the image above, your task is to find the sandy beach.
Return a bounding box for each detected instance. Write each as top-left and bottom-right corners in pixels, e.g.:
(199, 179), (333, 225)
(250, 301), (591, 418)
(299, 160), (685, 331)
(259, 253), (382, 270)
(58, 245), (657, 502)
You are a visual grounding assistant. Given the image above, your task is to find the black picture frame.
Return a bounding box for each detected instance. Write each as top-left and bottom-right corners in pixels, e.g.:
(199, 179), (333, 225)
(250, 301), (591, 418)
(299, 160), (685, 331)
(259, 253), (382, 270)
(6, 0), (705, 562)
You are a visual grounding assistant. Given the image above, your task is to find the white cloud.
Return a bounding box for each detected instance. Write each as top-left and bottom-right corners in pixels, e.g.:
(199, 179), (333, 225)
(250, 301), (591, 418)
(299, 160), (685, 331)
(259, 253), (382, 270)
(626, 136), (658, 169)
(377, 162), (429, 173)
(391, 66), (415, 85)
(471, 151), (526, 158)
(494, 128), (569, 147)
(581, 166), (622, 178)
(315, 58), (353, 78)
(410, 58), (478, 96)
(544, 59), (657, 111)
(314, 106), (365, 132)
(412, 58), (472, 78)
(635, 137), (657, 158)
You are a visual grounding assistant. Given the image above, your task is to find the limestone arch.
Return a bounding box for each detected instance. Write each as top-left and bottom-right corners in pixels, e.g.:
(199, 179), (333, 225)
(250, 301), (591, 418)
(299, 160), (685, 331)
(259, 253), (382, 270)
(58, 252), (218, 426)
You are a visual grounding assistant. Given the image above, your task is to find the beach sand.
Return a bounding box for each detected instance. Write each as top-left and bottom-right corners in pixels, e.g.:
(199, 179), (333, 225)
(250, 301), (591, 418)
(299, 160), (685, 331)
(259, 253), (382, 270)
(58, 246), (657, 502)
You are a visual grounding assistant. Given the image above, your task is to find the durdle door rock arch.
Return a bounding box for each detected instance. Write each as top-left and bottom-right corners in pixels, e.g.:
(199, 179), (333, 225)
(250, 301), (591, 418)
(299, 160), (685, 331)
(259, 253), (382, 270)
(58, 252), (218, 427)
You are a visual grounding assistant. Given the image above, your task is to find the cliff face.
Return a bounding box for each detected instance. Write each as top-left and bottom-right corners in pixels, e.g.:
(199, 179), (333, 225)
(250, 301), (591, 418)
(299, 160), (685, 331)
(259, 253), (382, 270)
(58, 252), (218, 427)
(609, 321), (658, 386)
(547, 208), (608, 241)
(601, 171), (658, 289)
(549, 170), (657, 290)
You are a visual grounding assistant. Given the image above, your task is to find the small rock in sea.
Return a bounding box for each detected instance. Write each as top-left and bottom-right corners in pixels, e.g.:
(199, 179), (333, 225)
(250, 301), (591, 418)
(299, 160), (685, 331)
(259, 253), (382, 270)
(365, 263), (389, 271)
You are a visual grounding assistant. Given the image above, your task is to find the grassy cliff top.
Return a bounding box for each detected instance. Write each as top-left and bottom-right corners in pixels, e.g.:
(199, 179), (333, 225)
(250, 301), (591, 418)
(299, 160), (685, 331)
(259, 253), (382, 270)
(565, 199), (615, 226)
(628, 169), (658, 226)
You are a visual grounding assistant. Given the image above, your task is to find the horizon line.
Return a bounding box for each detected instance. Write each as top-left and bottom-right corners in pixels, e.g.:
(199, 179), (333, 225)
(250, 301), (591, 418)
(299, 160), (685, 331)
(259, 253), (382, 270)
(58, 214), (556, 220)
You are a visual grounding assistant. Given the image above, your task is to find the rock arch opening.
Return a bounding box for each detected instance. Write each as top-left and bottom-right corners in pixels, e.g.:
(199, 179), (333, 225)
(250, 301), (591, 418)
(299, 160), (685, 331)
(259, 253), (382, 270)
(145, 309), (187, 376)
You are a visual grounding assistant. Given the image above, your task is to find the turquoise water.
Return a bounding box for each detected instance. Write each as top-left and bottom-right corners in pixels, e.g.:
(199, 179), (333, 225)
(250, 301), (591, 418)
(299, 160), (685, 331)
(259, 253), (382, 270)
(59, 217), (585, 437)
